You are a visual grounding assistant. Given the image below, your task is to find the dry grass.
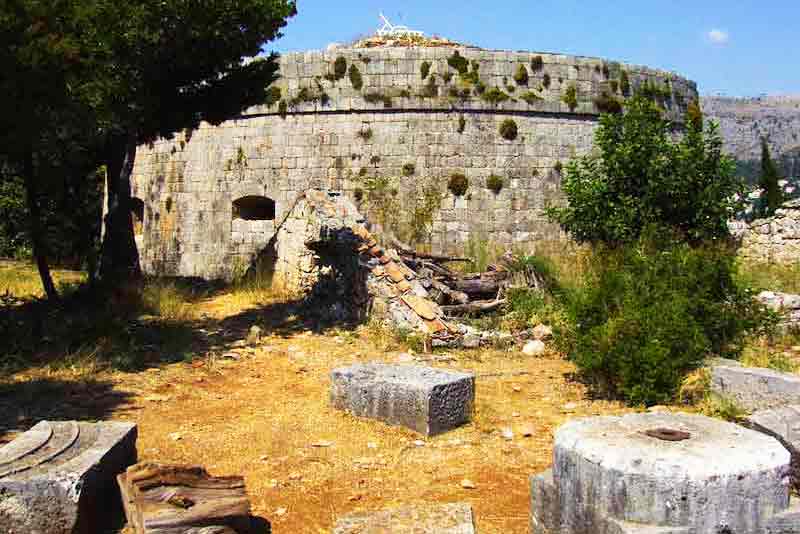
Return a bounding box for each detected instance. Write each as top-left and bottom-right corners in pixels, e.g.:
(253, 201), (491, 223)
(0, 260), (85, 299)
(738, 260), (800, 294)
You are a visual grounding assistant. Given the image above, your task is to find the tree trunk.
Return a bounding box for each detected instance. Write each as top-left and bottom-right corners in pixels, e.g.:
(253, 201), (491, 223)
(99, 133), (141, 284)
(23, 151), (59, 300)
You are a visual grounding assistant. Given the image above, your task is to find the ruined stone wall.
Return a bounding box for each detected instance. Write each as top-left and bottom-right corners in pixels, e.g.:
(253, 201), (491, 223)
(129, 46), (696, 280)
(734, 199), (800, 263)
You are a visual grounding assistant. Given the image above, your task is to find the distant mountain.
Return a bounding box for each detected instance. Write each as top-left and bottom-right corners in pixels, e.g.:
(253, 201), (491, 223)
(701, 95), (800, 185)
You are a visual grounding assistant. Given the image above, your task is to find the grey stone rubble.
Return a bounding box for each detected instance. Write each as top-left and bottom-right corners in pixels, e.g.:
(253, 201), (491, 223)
(332, 502), (476, 534)
(0, 420), (137, 534)
(748, 404), (800, 494)
(711, 358), (800, 411)
(757, 289), (800, 329)
(733, 198), (800, 264)
(330, 363), (475, 436)
(530, 412), (797, 533)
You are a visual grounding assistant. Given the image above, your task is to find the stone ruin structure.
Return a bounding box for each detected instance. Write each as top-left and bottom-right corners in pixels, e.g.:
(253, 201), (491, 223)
(0, 420), (137, 534)
(127, 43), (697, 281)
(530, 412), (799, 533)
(732, 198), (800, 264)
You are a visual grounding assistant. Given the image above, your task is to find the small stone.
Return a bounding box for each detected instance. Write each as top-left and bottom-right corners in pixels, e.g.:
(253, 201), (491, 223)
(500, 428), (514, 441)
(413, 440), (426, 447)
(259, 455), (268, 461)
(522, 339), (546, 356)
(512, 412), (521, 417)
(311, 440), (333, 448)
(532, 324), (554, 341)
(288, 472), (301, 480)
(367, 442), (378, 449)
(275, 507), (288, 516)
(460, 479), (477, 489)
(169, 432), (183, 441)
(562, 402), (578, 411)
(512, 386), (522, 393)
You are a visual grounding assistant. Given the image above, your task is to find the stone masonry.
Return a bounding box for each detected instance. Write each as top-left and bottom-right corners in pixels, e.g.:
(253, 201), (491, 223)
(0, 420), (137, 534)
(128, 45), (697, 281)
(733, 198), (800, 264)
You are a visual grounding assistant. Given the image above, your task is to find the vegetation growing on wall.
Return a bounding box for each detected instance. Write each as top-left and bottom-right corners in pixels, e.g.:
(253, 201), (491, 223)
(442, 71), (453, 84)
(288, 85), (330, 108)
(420, 61), (431, 80)
(364, 91), (392, 108)
(325, 56), (348, 82)
(402, 163), (416, 176)
(265, 86), (282, 107)
(513, 65), (529, 85)
(457, 115), (466, 134)
(593, 92), (623, 114)
(357, 127), (373, 141)
(542, 73), (551, 89)
(499, 119), (518, 141)
(447, 51), (469, 74)
(420, 75), (438, 98)
(620, 70), (631, 96)
(486, 174), (504, 194)
(562, 84), (578, 111)
(448, 173), (469, 196)
(348, 64), (363, 90)
(530, 55), (544, 72)
(278, 99), (288, 118)
(481, 87), (511, 105)
(520, 91), (543, 105)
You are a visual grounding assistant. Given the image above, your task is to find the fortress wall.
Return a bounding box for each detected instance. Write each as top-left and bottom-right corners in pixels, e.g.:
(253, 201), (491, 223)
(130, 46), (697, 280)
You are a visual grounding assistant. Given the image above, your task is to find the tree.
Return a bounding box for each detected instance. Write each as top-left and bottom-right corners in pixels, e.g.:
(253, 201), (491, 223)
(545, 95), (742, 246)
(758, 137), (783, 217)
(85, 0), (297, 284)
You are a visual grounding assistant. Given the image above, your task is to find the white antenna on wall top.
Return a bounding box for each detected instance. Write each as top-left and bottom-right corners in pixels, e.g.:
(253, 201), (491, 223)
(376, 12), (423, 38)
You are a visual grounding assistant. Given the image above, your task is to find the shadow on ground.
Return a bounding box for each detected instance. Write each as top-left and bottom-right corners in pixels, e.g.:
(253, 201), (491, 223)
(0, 377), (134, 442)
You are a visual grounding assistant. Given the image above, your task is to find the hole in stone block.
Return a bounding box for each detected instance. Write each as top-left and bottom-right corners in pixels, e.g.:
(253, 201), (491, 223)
(643, 428), (691, 441)
(233, 196), (276, 221)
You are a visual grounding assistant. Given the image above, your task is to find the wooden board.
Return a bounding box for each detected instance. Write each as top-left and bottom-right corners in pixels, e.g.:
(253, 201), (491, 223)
(117, 462), (253, 534)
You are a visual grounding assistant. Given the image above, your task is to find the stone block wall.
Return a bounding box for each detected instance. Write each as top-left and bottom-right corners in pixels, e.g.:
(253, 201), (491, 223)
(734, 199), (800, 263)
(129, 46), (697, 280)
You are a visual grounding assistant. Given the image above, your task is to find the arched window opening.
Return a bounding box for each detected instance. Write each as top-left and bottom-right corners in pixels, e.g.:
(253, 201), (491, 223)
(233, 196), (276, 221)
(130, 197), (145, 236)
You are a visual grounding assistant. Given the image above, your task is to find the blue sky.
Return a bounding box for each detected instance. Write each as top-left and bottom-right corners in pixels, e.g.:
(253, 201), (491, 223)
(270, 1), (798, 97)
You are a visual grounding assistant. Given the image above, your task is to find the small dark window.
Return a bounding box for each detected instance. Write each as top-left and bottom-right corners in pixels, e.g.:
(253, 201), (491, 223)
(233, 196), (275, 221)
(130, 198), (145, 235)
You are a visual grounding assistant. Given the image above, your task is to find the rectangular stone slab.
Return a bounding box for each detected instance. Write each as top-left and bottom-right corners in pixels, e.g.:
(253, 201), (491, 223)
(0, 420), (137, 534)
(711, 359), (800, 410)
(530, 469), (560, 534)
(333, 503), (476, 533)
(330, 363), (474, 436)
(748, 405), (800, 493)
(765, 499), (800, 533)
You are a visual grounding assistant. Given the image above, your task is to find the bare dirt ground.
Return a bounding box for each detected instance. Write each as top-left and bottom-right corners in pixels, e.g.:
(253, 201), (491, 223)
(2, 289), (633, 533)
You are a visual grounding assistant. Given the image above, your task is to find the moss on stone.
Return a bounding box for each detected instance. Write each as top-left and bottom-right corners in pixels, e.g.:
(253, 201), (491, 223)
(499, 119), (518, 141)
(593, 92), (623, 114)
(364, 91), (392, 107)
(457, 115), (466, 134)
(348, 64), (363, 90)
(514, 64), (529, 85)
(448, 173), (469, 196)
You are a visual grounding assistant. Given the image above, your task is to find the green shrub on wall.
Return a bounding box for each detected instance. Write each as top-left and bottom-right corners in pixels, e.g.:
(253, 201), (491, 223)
(457, 115), (466, 134)
(562, 84), (578, 111)
(348, 64), (363, 90)
(402, 163), (416, 176)
(520, 91), (543, 105)
(542, 73), (551, 89)
(447, 51), (469, 74)
(420, 61), (431, 80)
(513, 65), (529, 85)
(486, 174), (504, 194)
(499, 119), (518, 141)
(326, 56), (347, 82)
(448, 173), (469, 196)
(531, 55), (544, 72)
(481, 87), (510, 105)
(620, 70), (631, 96)
(593, 92), (623, 114)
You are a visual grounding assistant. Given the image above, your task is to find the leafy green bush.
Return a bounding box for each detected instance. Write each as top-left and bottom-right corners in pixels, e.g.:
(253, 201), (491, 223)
(513, 64), (529, 85)
(348, 64), (363, 90)
(486, 174), (504, 194)
(564, 232), (773, 405)
(542, 73), (551, 88)
(333, 56), (347, 80)
(620, 70), (631, 95)
(402, 163), (416, 176)
(593, 92), (623, 114)
(499, 119), (518, 140)
(546, 95), (743, 245)
(562, 84), (578, 111)
(364, 91), (392, 107)
(420, 61), (431, 80)
(448, 173), (469, 196)
(530, 55), (544, 72)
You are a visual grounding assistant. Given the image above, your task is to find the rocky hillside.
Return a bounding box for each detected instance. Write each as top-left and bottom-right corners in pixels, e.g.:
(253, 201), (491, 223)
(702, 95), (800, 184)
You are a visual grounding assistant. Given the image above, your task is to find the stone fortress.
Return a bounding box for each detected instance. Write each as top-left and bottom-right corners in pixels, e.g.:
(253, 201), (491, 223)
(129, 37), (698, 281)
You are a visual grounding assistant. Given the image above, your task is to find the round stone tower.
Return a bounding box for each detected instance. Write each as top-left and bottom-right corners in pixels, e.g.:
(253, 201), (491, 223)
(129, 42), (697, 280)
